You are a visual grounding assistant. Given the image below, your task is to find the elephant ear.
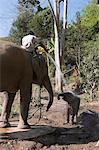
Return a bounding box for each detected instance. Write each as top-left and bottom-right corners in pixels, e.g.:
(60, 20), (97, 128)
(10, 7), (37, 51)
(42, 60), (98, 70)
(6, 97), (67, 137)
(32, 54), (46, 68)
(32, 54), (48, 82)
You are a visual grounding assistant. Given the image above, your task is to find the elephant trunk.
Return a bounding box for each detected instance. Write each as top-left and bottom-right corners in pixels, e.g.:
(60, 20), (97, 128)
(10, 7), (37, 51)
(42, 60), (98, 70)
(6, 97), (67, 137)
(43, 76), (53, 112)
(46, 91), (53, 111)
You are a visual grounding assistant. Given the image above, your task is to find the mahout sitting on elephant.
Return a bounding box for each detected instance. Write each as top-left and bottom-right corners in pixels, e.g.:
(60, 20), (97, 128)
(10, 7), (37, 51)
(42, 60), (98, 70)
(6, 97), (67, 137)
(0, 39), (53, 129)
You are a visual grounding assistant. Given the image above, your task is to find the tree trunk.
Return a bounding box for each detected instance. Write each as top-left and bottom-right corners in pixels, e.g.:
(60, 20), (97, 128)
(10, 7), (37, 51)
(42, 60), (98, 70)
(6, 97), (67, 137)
(60, 0), (68, 60)
(60, 0), (68, 91)
(48, 0), (64, 91)
(54, 0), (61, 91)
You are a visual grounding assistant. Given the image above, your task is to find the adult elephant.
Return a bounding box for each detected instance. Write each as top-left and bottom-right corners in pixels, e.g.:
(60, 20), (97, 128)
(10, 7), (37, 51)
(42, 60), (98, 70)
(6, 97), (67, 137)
(0, 39), (53, 129)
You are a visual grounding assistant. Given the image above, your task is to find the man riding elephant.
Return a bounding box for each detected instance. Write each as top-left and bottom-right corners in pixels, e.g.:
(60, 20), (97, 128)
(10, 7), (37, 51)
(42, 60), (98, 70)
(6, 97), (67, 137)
(21, 31), (52, 106)
(0, 38), (53, 129)
(21, 31), (46, 84)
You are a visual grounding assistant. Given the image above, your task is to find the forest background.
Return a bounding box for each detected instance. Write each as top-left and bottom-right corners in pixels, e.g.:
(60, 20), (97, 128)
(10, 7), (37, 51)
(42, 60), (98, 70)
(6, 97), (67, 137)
(1, 0), (99, 100)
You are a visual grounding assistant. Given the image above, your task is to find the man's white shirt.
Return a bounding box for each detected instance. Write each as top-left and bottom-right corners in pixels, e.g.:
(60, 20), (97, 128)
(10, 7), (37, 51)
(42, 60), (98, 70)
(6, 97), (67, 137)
(21, 34), (37, 49)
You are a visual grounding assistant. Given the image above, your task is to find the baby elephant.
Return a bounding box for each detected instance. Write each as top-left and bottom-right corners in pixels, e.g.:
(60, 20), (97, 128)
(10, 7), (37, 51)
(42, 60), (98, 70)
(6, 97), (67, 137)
(58, 91), (80, 124)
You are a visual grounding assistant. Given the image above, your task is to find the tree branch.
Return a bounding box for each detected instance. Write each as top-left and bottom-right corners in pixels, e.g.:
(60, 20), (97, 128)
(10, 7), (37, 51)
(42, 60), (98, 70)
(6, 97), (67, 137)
(47, 0), (58, 28)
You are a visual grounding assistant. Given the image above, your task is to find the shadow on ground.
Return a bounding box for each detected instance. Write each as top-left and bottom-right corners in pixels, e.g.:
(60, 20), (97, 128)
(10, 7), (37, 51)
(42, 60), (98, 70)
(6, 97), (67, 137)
(0, 125), (98, 146)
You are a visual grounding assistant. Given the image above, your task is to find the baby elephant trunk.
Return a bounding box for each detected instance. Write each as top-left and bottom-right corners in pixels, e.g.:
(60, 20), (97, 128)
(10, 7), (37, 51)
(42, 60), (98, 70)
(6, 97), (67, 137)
(57, 93), (63, 100)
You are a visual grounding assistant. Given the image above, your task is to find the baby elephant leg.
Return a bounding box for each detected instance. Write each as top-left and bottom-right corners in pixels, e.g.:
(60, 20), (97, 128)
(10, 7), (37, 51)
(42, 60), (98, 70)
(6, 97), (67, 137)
(67, 107), (70, 123)
(71, 114), (75, 124)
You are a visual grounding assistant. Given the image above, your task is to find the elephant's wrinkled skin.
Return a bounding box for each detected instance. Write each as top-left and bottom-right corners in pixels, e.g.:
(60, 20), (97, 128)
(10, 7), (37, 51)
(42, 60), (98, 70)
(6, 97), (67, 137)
(31, 53), (53, 111)
(0, 39), (53, 129)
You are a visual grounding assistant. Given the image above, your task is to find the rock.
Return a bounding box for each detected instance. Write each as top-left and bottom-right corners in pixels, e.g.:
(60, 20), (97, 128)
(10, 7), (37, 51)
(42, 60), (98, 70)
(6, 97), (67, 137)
(77, 110), (99, 131)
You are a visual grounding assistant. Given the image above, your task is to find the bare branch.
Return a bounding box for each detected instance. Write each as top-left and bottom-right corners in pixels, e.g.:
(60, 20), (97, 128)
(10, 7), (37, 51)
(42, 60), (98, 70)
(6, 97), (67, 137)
(47, 0), (58, 27)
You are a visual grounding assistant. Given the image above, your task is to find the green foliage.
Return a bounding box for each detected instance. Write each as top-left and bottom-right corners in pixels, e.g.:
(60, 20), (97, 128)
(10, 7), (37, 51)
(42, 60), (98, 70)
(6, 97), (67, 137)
(9, 0), (39, 43)
(18, 0), (40, 13)
(9, 4), (53, 44)
(28, 7), (53, 38)
(18, 0), (40, 6)
(80, 38), (99, 91)
(63, 5), (99, 95)
(81, 0), (99, 28)
(9, 11), (32, 44)
(47, 37), (55, 53)
(9, 0), (99, 98)
(64, 14), (86, 66)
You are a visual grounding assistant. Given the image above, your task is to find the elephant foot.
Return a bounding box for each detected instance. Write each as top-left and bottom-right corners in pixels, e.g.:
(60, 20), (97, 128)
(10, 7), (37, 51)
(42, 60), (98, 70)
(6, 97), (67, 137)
(0, 121), (11, 128)
(17, 123), (31, 129)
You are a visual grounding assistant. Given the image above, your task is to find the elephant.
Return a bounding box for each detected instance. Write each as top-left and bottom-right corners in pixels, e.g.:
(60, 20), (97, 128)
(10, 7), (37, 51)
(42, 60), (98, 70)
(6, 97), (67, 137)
(58, 91), (80, 124)
(0, 39), (53, 129)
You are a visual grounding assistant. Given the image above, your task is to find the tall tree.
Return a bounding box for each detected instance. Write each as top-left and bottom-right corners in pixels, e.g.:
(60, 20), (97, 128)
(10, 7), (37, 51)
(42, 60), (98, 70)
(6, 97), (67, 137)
(60, 0), (68, 91)
(53, 0), (61, 91)
(29, 7), (53, 38)
(48, 0), (68, 91)
(81, 0), (99, 28)
(9, 0), (41, 43)
(48, 0), (61, 91)
(60, 0), (68, 63)
(63, 2), (99, 98)
(9, 1), (53, 43)
(18, 0), (40, 12)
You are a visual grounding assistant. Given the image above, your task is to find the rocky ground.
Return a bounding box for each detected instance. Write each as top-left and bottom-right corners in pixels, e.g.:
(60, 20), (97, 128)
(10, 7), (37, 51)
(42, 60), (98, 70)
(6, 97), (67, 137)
(0, 90), (99, 150)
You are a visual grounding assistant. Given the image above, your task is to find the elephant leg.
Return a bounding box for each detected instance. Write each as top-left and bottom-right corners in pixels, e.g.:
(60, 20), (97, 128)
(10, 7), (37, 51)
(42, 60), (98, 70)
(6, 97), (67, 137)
(35, 85), (42, 107)
(43, 76), (53, 111)
(75, 113), (78, 123)
(0, 92), (16, 128)
(71, 112), (75, 125)
(67, 107), (70, 123)
(18, 84), (32, 129)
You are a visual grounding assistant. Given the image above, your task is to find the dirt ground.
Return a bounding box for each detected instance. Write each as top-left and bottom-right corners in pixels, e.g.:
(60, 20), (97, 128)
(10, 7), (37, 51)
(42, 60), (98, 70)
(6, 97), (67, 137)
(0, 90), (99, 150)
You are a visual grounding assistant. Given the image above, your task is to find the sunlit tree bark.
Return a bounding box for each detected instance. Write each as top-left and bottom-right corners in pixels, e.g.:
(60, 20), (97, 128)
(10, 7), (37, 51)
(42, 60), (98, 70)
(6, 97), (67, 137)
(48, 0), (68, 91)
(60, 0), (68, 91)
(48, 0), (61, 91)
(54, 0), (62, 91)
(60, 0), (68, 62)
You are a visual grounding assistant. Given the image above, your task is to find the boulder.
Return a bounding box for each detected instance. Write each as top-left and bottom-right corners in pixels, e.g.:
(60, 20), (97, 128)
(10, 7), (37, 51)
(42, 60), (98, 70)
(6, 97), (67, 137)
(77, 110), (99, 132)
